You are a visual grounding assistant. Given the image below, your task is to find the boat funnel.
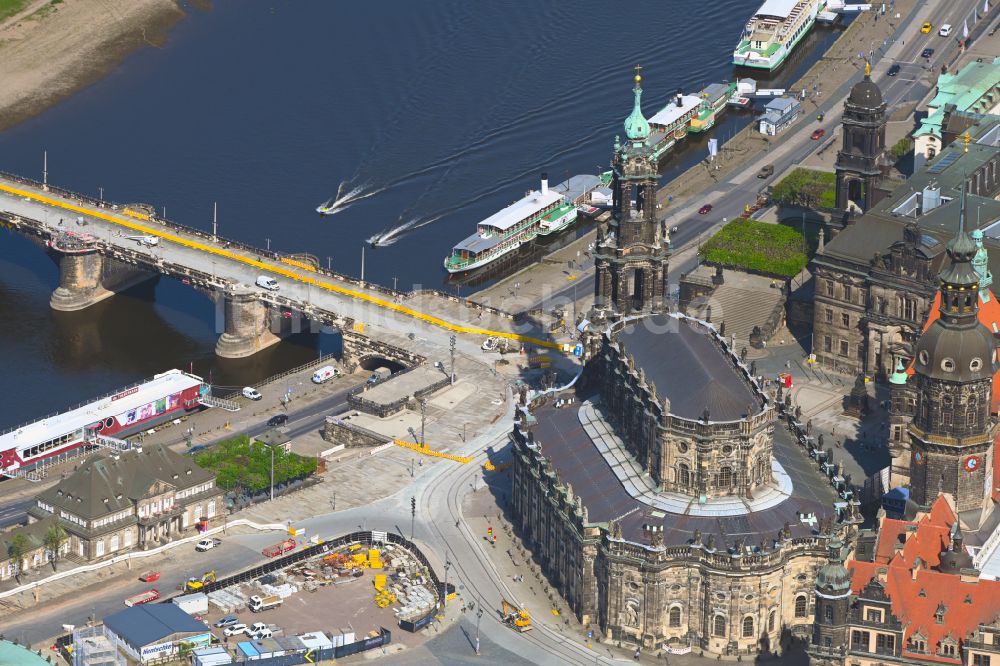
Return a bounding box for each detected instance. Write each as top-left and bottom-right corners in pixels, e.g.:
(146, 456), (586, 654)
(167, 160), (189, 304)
(541, 173), (549, 196)
(676, 90), (683, 107)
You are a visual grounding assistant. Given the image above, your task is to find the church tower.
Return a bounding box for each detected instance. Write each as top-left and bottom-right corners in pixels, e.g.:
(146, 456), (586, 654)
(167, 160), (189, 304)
(834, 62), (887, 213)
(888, 359), (916, 488)
(809, 534), (852, 664)
(908, 190), (998, 515)
(592, 67), (669, 322)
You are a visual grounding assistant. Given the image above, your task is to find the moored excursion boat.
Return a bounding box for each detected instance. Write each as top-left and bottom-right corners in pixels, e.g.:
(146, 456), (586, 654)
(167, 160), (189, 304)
(443, 174), (578, 274)
(733, 0), (823, 71)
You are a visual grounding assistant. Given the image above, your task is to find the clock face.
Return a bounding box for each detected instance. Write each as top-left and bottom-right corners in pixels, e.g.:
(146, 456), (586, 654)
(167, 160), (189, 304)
(914, 452), (923, 464)
(965, 456), (982, 473)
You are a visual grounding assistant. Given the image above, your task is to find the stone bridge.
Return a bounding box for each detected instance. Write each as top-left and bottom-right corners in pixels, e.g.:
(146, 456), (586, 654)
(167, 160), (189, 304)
(0, 172), (558, 364)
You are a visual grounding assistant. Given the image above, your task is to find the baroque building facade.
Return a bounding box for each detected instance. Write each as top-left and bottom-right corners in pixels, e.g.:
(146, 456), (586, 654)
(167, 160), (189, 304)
(811, 110), (1000, 378)
(510, 72), (842, 658)
(809, 497), (1000, 666)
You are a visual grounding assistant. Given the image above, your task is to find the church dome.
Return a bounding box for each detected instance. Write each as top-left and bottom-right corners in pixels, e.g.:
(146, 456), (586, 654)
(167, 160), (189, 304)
(848, 65), (883, 109)
(624, 72), (650, 142)
(912, 321), (995, 382)
(815, 536), (852, 597)
(848, 78), (883, 108)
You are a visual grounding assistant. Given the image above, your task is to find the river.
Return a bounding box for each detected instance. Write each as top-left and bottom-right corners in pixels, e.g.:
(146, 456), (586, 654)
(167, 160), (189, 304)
(0, 0), (848, 425)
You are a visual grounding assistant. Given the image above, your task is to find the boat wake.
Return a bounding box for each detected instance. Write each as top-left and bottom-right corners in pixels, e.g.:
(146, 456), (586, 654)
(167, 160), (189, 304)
(317, 182), (393, 215)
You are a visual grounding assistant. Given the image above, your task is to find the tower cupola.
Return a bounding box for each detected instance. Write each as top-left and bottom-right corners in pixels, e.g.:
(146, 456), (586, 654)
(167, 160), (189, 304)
(623, 66), (650, 143)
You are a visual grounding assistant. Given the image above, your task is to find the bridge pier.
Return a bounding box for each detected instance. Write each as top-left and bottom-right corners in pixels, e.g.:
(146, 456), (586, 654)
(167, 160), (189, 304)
(215, 287), (282, 359)
(49, 246), (155, 312)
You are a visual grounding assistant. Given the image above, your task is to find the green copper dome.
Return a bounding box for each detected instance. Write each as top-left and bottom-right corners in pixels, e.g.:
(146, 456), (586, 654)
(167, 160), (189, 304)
(624, 72), (650, 142)
(889, 358), (908, 385)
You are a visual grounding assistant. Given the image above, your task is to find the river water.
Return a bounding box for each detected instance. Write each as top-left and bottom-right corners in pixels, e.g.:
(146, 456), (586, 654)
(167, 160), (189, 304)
(0, 0), (847, 426)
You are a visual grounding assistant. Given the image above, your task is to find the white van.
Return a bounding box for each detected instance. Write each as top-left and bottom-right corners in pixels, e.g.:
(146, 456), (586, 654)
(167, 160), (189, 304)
(939, 24), (952, 37)
(312, 366), (341, 384)
(255, 275), (279, 291)
(242, 387), (262, 401)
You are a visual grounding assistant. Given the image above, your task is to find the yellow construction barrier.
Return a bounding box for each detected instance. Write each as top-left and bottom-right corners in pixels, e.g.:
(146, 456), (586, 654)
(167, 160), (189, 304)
(122, 207), (152, 221)
(280, 257), (317, 272)
(0, 183), (562, 350)
(373, 574), (387, 591)
(393, 439), (471, 464)
(483, 459), (512, 473)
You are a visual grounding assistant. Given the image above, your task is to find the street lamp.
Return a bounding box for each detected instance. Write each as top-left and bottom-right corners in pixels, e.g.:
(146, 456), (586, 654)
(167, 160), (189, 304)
(449, 334), (457, 385)
(476, 606), (483, 655)
(420, 399), (427, 446)
(443, 558), (451, 608)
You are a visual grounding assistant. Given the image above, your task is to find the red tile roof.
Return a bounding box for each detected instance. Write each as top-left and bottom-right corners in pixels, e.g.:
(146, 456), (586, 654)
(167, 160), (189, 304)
(849, 497), (1000, 662)
(907, 291), (1000, 412)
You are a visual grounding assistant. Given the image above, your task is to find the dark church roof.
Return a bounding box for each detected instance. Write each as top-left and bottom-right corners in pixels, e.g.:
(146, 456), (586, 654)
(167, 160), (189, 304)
(527, 400), (836, 546)
(615, 315), (763, 421)
(848, 76), (883, 109)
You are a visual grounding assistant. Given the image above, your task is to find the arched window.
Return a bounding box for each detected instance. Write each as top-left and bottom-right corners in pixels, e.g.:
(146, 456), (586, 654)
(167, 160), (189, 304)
(713, 615), (726, 637)
(742, 616), (754, 638)
(794, 595), (808, 618)
(669, 606), (681, 628)
(768, 610), (776, 633)
(718, 467), (733, 489)
(679, 464), (690, 487)
(824, 604), (833, 622)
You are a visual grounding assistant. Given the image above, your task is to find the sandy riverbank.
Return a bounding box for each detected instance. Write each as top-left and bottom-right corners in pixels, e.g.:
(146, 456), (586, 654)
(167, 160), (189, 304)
(0, 0), (186, 132)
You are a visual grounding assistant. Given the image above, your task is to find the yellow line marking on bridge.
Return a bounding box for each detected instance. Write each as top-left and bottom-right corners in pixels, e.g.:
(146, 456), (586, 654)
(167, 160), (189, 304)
(280, 257), (318, 272)
(0, 183), (562, 349)
(393, 439), (471, 464)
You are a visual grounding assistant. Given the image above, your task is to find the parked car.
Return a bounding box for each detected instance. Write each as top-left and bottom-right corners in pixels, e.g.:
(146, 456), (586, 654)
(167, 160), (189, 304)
(311, 365), (341, 383)
(697, 204), (713, 215)
(921, 47), (935, 58)
(249, 628), (273, 640)
(920, 22), (932, 33)
(756, 164), (775, 179)
(215, 616), (239, 628)
(195, 538), (221, 552)
(255, 275), (279, 291)
(938, 24), (952, 37)
(886, 63), (901, 77)
(810, 128), (826, 140)
(266, 414), (288, 427)
(224, 624), (248, 637)
(242, 386), (262, 401)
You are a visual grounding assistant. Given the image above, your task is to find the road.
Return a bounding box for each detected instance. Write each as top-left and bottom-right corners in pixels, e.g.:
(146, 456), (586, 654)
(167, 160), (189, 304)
(3, 0), (995, 661)
(541, 4), (951, 313)
(0, 179), (559, 352)
(0, 382), (355, 530)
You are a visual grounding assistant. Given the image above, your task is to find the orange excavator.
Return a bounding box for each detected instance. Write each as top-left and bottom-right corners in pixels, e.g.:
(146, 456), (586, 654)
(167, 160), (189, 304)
(499, 596), (532, 632)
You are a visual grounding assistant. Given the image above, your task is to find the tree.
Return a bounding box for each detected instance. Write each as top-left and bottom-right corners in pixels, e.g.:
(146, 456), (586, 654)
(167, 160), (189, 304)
(7, 533), (31, 582)
(44, 524), (68, 571)
(176, 641), (194, 663)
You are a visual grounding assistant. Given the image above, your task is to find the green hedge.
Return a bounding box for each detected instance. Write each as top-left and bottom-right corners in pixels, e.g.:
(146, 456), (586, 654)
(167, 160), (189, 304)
(700, 218), (808, 279)
(193, 435), (317, 493)
(771, 168), (836, 209)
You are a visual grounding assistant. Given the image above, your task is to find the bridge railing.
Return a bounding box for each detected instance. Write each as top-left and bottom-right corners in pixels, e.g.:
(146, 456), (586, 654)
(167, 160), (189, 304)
(0, 171), (519, 321)
(216, 352), (340, 400)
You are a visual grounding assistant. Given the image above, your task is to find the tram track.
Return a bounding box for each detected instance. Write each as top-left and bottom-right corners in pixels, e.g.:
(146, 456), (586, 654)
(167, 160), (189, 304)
(417, 435), (618, 665)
